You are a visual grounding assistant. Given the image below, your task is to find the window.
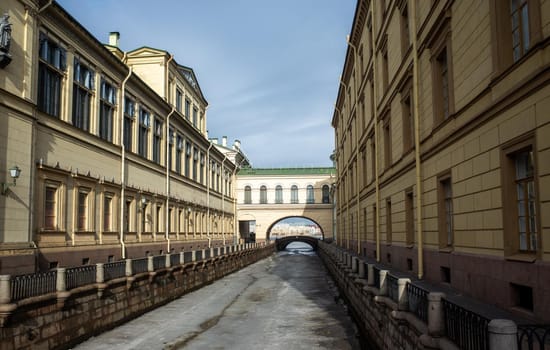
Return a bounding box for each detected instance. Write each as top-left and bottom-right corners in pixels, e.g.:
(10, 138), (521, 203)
(103, 194), (113, 232)
(77, 188), (90, 231)
(176, 135), (183, 174)
(383, 116), (391, 169)
(185, 143), (192, 177)
(306, 185), (315, 204)
(438, 50), (450, 120)
(322, 185), (330, 204)
(502, 137), (540, 256)
(193, 107), (198, 127)
(405, 190), (414, 246)
(511, 0), (530, 62)
(176, 89), (183, 112)
(156, 205), (162, 233)
(44, 183), (58, 230)
(386, 198), (392, 244)
(438, 174), (453, 248)
(124, 198), (132, 233)
(99, 79), (116, 142)
(185, 99), (191, 120)
(139, 108), (150, 158)
(211, 162), (216, 189)
(124, 97), (135, 151)
(381, 39), (389, 93)
(260, 186), (267, 204)
(168, 128), (174, 170)
(400, 4), (410, 56)
(275, 185), (283, 204)
(402, 92), (415, 152)
(291, 185), (299, 204)
(193, 148), (198, 181)
(200, 153), (205, 184)
(431, 35), (454, 125)
(141, 201), (149, 233)
(370, 136), (376, 182)
(153, 119), (162, 164)
(244, 186), (252, 204)
(72, 58), (94, 131)
(38, 33), (66, 117)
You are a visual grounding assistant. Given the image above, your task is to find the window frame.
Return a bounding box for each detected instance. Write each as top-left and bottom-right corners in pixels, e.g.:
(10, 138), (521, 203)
(37, 32), (67, 118)
(437, 171), (454, 250)
(99, 78), (117, 142)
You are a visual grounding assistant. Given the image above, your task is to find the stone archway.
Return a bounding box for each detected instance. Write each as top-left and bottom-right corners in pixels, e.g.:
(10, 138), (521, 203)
(266, 216), (325, 241)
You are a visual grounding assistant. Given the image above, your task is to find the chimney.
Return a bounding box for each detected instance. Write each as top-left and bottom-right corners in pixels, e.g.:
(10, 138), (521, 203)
(233, 139), (241, 150)
(222, 136), (227, 147)
(211, 138), (218, 145)
(109, 32), (120, 47)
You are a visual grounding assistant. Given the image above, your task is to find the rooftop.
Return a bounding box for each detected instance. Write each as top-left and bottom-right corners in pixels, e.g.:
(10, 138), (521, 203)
(237, 167), (336, 176)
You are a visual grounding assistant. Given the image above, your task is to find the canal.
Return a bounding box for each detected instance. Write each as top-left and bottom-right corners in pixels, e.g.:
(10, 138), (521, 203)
(73, 242), (362, 349)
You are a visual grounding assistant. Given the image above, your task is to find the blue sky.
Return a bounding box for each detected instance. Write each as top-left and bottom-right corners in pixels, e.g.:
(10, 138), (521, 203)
(56, 0), (356, 168)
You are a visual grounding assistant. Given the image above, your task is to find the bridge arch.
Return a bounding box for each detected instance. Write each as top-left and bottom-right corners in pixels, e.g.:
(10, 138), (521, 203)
(266, 216), (325, 241)
(275, 236), (320, 251)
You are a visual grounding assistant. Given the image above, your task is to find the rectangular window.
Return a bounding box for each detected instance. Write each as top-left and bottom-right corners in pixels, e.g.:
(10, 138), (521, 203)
(104, 194), (113, 232)
(168, 128), (174, 170)
(185, 99), (191, 120)
(193, 107), (198, 127)
(77, 188), (89, 231)
(511, 0), (530, 62)
(432, 43), (453, 124)
(44, 184), (58, 230)
(514, 149), (537, 251)
(402, 93), (415, 152)
(138, 108), (150, 158)
(405, 190), (414, 245)
(124, 97), (135, 151)
(153, 119), (162, 164)
(438, 175), (453, 248)
(124, 198), (132, 232)
(370, 136), (376, 182)
(401, 5), (410, 56)
(383, 117), (391, 169)
(176, 89), (183, 112)
(200, 153), (205, 184)
(193, 149), (198, 181)
(185, 142), (191, 177)
(38, 33), (66, 117)
(72, 58), (94, 131)
(176, 135), (183, 174)
(99, 79), (116, 142)
(439, 50), (450, 120)
(382, 46), (389, 92)
(156, 205), (162, 233)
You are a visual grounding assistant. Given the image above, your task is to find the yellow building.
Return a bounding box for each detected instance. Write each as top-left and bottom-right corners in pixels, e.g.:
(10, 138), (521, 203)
(0, 0), (238, 274)
(333, 0), (550, 321)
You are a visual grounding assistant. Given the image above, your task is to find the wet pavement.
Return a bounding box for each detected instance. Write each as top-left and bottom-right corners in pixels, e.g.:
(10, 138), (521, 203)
(73, 243), (360, 349)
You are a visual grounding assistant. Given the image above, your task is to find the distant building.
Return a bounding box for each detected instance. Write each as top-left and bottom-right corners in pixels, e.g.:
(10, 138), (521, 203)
(333, 0), (550, 321)
(0, 0), (238, 273)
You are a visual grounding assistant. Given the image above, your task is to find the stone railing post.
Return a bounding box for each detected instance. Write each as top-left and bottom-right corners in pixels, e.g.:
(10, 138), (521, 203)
(125, 259), (132, 276)
(96, 263), (104, 283)
(488, 319), (518, 350)
(352, 257), (358, 273)
(180, 252), (185, 265)
(397, 278), (410, 311)
(191, 250), (196, 262)
(147, 256), (154, 272)
(358, 261), (366, 279)
(0, 276), (11, 304)
(165, 254), (171, 268)
(56, 268), (66, 292)
(427, 292), (446, 337)
(367, 264), (375, 286)
(379, 270), (388, 295)
(210, 248), (214, 258)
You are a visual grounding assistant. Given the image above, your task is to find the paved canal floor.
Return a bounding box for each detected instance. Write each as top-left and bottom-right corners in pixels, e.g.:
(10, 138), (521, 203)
(73, 243), (361, 349)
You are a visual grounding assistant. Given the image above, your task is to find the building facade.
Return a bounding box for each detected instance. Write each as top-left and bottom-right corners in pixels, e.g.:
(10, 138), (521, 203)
(0, 0), (238, 274)
(236, 167), (335, 242)
(333, 0), (550, 321)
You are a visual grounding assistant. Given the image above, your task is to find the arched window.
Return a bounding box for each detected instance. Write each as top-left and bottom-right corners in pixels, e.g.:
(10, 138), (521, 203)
(322, 185), (330, 203)
(306, 185), (315, 204)
(275, 185), (283, 204)
(260, 185), (267, 204)
(291, 185), (299, 204)
(244, 186), (251, 204)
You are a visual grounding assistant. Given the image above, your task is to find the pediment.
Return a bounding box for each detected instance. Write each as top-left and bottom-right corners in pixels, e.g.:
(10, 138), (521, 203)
(127, 46), (167, 58)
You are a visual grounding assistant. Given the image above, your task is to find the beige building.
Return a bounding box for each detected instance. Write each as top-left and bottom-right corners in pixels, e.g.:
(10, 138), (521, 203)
(0, 0), (238, 274)
(237, 168), (335, 242)
(333, 0), (550, 321)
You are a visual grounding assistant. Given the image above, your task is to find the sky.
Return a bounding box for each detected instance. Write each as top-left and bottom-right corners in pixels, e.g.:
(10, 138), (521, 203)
(56, 0), (356, 168)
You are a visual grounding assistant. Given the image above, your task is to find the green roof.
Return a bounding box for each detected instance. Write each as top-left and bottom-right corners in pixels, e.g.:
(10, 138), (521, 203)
(237, 167), (336, 176)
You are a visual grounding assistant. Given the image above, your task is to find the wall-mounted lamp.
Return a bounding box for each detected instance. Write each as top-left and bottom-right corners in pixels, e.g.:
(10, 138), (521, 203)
(1, 165), (21, 195)
(140, 197), (149, 210)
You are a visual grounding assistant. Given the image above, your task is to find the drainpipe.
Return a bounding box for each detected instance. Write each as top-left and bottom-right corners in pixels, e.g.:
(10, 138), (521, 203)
(221, 155), (227, 245)
(411, 0), (424, 279)
(347, 35), (361, 256)
(119, 67), (132, 259)
(206, 142), (214, 248)
(165, 106), (176, 253)
(370, 1), (381, 262)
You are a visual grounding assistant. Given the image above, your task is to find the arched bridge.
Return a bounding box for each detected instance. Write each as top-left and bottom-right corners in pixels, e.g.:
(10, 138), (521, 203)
(275, 236), (320, 251)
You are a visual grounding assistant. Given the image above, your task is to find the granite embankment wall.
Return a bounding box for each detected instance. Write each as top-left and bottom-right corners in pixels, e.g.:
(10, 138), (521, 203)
(0, 244), (274, 349)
